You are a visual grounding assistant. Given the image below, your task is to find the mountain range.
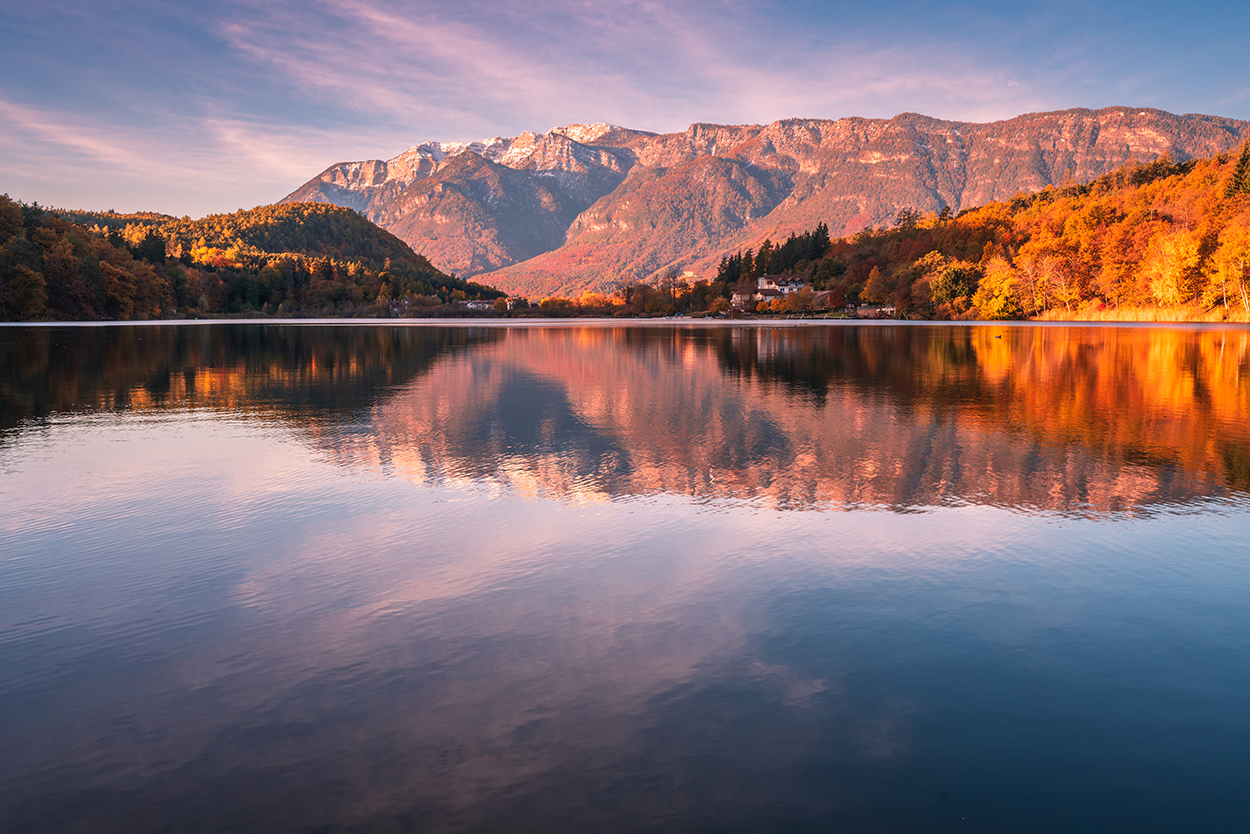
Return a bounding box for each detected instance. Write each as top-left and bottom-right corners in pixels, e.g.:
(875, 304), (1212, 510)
(282, 107), (1250, 297)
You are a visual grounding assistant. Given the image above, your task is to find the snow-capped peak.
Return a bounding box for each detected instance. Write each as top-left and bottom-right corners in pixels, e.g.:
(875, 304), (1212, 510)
(549, 123), (619, 144)
(326, 123), (624, 189)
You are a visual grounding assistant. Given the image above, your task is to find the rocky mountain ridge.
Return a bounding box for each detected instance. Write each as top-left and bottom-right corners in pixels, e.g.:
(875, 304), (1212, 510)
(282, 108), (1250, 297)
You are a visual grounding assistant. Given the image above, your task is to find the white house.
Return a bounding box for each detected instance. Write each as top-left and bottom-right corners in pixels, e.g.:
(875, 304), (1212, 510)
(758, 274), (805, 294)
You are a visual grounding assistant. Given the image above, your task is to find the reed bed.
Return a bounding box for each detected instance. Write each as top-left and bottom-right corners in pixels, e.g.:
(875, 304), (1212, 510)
(1033, 305), (1250, 323)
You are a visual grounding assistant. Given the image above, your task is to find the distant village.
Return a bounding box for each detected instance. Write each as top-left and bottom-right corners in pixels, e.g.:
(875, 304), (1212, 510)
(442, 273), (895, 319)
(728, 274), (894, 318)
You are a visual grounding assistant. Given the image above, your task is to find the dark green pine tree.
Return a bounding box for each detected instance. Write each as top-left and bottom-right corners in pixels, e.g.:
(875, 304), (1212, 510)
(756, 239), (773, 276)
(812, 221), (830, 256)
(1226, 140), (1250, 197)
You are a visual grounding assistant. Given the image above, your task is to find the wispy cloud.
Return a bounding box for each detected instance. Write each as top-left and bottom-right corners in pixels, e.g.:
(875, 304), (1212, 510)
(0, 94), (395, 214)
(6, 0), (1250, 213)
(0, 99), (155, 173)
(209, 0), (1060, 142)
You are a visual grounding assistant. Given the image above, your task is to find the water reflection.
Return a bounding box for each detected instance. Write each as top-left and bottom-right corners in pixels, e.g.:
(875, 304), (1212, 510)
(314, 324), (1249, 513)
(4, 323), (1248, 512)
(0, 323), (496, 431)
(3, 323), (1250, 833)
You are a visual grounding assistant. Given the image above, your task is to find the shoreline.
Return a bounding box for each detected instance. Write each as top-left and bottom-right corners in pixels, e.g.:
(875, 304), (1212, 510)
(5, 317), (1250, 330)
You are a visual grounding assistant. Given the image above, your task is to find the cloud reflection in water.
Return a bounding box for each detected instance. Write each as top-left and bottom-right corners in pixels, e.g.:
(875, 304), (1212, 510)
(3, 322), (1250, 833)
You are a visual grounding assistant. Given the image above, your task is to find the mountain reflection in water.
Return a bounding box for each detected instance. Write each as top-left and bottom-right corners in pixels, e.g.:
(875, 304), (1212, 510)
(2, 322), (1249, 834)
(293, 324), (1247, 513)
(6, 323), (1246, 511)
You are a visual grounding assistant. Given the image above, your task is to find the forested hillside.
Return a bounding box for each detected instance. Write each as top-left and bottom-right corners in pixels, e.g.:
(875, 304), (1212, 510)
(536, 145), (1250, 320)
(0, 200), (500, 321)
(8, 141), (1250, 322)
(758, 146), (1250, 320)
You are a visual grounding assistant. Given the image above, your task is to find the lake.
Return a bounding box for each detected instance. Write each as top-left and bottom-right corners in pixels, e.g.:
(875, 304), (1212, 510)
(2, 321), (1249, 833)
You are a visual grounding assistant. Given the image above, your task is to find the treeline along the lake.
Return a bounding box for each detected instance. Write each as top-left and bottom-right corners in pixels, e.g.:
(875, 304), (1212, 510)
(519, 145), (1250, 319)
(0, 200), (501, 321)
(714, 144), (1250, 320)
(7, 144), (1250, 321)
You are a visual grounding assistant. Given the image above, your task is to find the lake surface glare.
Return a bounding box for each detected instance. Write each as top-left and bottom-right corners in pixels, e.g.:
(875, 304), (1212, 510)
(2, 322), (1249, 833)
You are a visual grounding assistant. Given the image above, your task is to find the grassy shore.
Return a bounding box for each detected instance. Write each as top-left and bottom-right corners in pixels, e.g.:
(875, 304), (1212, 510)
(1033, 304), (1250, 323)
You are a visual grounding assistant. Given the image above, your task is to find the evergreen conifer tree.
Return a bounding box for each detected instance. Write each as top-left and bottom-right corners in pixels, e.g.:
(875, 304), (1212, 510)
(1226, 140), (1250, 197)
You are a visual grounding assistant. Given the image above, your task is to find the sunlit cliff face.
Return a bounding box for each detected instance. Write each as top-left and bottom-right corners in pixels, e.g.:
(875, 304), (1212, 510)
(305, 325), (1250, 514)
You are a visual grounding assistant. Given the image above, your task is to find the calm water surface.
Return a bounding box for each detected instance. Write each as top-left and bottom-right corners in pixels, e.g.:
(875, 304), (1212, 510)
(2, 322), (1249, 833)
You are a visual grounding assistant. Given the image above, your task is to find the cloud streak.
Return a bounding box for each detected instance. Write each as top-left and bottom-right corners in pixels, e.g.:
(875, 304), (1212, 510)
(0, 94), (392, 214)
(5, 0), (1250, 214)
(211, 0), (1061, 140)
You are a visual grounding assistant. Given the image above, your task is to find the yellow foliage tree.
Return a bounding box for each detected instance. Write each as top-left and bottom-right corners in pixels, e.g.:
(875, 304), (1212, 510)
(1142, 229), (1201, 306)
(972, 256), (1023, 320)
(1209, 223), (1250, 312)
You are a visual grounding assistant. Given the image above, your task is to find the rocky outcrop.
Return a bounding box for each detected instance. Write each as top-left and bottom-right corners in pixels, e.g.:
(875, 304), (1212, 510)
(282, 108), (1250, 296)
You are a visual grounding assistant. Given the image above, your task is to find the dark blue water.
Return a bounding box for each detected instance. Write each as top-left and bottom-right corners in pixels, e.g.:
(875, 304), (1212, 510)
(2, 322), (1249, 833)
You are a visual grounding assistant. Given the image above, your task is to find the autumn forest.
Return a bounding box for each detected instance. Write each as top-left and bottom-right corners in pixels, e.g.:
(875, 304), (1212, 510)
(700, 144), (1250, 321)
(4, 144), (1250, 321)
(0, 201), (500, 321)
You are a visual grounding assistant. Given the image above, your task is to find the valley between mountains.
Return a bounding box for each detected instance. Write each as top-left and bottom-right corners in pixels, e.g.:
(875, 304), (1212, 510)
(283, 107), (1250, 298)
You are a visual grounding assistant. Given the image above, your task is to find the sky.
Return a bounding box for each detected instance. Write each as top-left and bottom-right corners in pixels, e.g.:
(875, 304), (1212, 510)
(3, 0), (1249, 217)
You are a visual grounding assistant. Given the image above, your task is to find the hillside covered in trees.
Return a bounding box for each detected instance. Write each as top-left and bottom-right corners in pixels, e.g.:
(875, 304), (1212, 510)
(707, 145), (1250, 320)
(505, 146), (1250, 320)
(8, 143), (1250, 322)
(0, 200), (500, 321)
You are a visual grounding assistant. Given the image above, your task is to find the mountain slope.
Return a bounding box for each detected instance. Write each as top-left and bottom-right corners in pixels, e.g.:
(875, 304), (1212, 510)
(62, 202), (431, 269)
(285, 125), (650, 277)
(2, 200), (498, 322)
(282, 108), (1250, 296)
